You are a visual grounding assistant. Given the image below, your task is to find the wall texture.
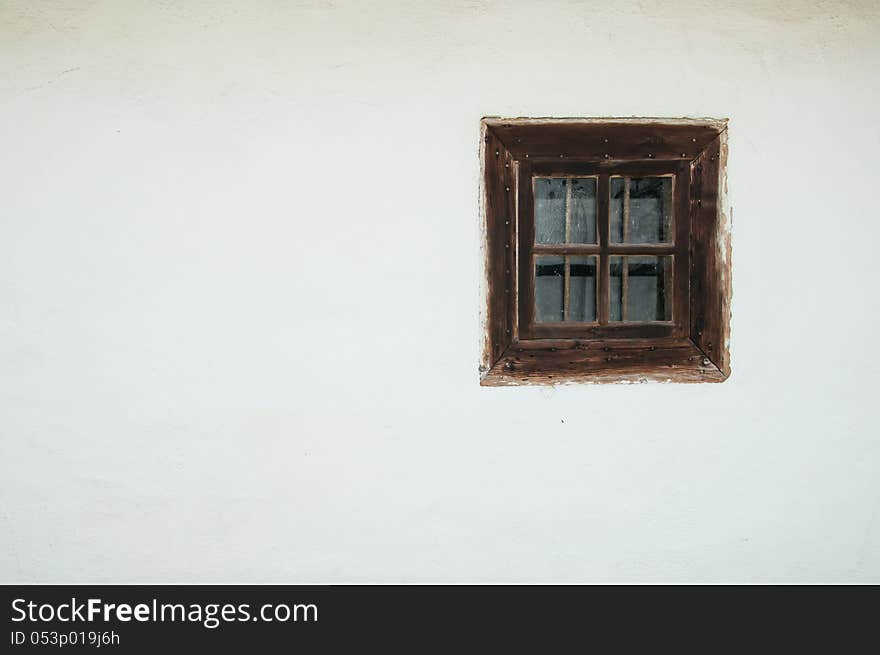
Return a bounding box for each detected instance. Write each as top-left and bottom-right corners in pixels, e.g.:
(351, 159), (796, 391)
(2, 0), (878, 582)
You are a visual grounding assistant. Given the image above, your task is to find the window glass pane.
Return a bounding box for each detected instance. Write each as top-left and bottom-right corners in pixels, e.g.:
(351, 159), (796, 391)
(535, 255), (597, 323)
(610, 178), (625, 243)
(535, 255), (564, 322)
(534, 177), (596, 244)
(609, 255), (672, 322)
(610, 177), (673, 244)
(568, 256), (596, 321)
(534, 178), (566, 244)
(569, 178), (596, 244)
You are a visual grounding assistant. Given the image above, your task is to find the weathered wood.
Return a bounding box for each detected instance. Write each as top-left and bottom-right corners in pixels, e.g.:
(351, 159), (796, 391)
(480, 117), (730, 385)
(689, 130), (731, 378)
(672, 160), (691, 338)
(528, 322), (676, 340)
(533, 244), (601, 255)
(516, 160), (536, 339)
(521, 159), (689, 342)
(480, 124), (516, 371)
(526, 159), (686, 177)
(481, 338), (725, 385)
(485, 118), (725, 161)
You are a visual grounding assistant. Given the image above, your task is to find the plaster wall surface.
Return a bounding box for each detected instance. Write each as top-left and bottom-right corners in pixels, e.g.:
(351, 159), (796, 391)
(1, 0), (878, 582)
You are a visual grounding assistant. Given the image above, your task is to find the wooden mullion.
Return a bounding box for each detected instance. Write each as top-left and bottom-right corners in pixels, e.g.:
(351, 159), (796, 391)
(534, 244), (601, 255)
(607, 243), (675, 255)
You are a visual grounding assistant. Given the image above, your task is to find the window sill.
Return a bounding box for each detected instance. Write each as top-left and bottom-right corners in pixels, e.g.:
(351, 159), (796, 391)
(480, 337), (728, 386)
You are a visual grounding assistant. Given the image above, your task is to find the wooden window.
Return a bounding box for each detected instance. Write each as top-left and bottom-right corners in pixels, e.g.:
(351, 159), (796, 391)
(480, 118), (730, 385)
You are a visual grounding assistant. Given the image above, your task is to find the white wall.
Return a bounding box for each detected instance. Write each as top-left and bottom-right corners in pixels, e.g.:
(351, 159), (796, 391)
(2, 0), (878, 583)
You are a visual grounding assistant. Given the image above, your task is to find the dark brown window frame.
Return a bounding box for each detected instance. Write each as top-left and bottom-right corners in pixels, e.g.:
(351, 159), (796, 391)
(480, 117), (731, 385)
